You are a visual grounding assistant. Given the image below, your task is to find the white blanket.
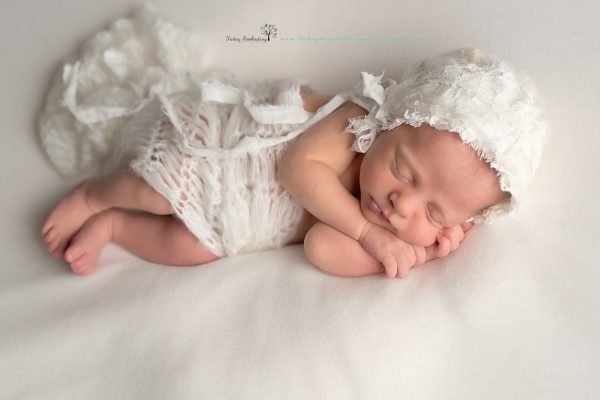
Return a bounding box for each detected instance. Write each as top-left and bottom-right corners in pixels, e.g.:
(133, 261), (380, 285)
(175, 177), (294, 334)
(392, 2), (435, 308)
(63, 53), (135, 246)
(1, 1), (598, 399)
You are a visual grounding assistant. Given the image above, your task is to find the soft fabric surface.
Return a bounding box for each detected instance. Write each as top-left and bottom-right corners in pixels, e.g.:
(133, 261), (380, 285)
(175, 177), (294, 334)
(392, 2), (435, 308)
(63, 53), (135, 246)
(1, 1), (599, 399)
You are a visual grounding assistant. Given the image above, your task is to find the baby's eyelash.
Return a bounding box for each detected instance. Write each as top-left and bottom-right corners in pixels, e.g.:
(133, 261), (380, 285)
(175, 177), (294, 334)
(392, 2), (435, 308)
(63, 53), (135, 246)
(392, 161), (443, 227)
(392, 163), (410, 183)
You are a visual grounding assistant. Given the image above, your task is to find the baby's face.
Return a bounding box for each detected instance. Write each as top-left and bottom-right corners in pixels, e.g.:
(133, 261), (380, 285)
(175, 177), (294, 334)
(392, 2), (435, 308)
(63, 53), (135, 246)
(358, 123), (508, 247)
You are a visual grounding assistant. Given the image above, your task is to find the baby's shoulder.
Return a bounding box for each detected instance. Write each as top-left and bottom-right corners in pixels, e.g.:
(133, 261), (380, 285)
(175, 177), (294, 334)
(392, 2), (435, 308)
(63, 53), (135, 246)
(299, 87), (334, 113)
(300, 86), (369, 116)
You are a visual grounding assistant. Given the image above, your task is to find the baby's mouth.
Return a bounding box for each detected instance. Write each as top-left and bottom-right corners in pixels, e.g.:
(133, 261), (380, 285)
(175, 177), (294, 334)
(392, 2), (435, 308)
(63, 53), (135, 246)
(369, 196), (390, 224)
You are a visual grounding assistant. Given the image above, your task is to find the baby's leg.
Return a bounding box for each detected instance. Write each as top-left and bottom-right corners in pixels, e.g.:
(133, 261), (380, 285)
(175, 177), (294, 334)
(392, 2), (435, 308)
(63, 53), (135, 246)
(42, 171), (172, 258)
(65, 208), (219, 275)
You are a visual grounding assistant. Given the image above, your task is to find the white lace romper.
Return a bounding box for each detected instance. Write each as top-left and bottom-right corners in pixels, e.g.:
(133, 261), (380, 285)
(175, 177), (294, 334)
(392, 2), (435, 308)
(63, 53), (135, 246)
(39, 68), (381, 258)
(97, 70), (379, 258)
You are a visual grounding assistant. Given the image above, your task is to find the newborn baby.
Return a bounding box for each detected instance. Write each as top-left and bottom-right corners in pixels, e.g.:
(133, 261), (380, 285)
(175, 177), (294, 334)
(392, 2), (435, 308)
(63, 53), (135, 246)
(41, 47), (547, 278)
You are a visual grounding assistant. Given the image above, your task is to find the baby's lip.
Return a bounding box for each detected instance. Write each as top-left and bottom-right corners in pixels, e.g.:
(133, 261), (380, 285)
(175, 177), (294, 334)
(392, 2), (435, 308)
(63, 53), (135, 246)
(370, 196), (391, 224)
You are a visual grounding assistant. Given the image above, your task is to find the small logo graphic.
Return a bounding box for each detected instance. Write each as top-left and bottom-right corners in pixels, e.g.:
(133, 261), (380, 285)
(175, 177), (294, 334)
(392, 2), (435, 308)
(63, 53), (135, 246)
(224, 23), (423, 45)
(259, 23), (278, 41)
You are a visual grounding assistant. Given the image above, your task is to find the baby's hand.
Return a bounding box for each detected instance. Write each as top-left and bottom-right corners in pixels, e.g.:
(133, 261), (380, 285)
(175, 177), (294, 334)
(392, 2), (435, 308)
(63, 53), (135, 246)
(418, 222), (473, 264)
(358, 221), (424, 279)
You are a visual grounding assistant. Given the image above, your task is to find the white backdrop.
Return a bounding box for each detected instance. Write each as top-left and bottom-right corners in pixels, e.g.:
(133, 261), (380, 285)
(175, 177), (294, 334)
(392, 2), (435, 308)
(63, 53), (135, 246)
(1, 0), (599, 399)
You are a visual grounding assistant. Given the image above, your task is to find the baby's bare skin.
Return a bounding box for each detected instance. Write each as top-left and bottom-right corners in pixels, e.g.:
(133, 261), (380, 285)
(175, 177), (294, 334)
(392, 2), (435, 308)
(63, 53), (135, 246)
(41, 172), (180, 274)
(60, 211), (113, 275)
(42, 179), (99, 259)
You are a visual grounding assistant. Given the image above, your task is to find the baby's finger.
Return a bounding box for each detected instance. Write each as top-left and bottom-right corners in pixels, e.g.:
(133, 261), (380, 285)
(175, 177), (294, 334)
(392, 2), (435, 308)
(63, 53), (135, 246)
(382, 257), (397, 279)
(448, 224), (464, 240)
(413, 246), (426, 267)
(448, 228), (461, 251)
(396, 267), (409, 279)
(436, 233), (451, 257)
(444, 226), (464, 250)
(396, 257), (410, 278)
(461, 222), (473, 232)
(424, 243), (439, 261)
(396, 252), (410, 279)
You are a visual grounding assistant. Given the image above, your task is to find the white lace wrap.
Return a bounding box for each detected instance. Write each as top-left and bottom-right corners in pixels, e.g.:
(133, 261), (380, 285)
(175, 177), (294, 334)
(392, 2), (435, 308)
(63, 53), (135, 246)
(344, 48), (549, 224)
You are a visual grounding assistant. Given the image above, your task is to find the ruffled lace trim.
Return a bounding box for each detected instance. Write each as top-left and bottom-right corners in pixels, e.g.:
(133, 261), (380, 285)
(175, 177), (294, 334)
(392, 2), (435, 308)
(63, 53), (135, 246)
(344, 71), (398, 153)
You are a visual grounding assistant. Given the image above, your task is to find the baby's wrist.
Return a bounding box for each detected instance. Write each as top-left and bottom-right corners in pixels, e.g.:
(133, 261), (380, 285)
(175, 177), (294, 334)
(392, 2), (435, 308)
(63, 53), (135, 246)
(355, 218), (372, 242)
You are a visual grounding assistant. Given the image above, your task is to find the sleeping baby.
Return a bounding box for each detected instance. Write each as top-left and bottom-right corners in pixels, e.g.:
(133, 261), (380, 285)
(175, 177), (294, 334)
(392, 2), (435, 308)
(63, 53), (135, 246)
(40, 47), (547, 278)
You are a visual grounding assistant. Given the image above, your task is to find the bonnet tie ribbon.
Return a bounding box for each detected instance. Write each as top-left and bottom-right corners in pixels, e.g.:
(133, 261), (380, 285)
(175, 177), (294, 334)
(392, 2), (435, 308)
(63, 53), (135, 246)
(346, 71), (388, 153)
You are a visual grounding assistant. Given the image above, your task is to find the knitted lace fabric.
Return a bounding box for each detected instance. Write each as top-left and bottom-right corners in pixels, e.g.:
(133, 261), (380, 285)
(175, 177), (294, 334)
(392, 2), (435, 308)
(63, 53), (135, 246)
(109, 77), (318, 257)
(344, 48), (549, 224)
(102, 78), (371, 257)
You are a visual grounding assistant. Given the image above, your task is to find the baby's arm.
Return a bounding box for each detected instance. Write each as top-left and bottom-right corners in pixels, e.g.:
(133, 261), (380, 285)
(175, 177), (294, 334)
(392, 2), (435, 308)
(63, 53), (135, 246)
(278, 101), (370, 241)
(304, 221), (385, 277)
(279, 101), (439, 276)
(305, 221), (473, 279)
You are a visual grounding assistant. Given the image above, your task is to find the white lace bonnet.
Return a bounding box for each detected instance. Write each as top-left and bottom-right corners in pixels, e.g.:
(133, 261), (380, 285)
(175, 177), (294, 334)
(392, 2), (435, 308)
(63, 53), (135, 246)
(345, 47), (548, 224)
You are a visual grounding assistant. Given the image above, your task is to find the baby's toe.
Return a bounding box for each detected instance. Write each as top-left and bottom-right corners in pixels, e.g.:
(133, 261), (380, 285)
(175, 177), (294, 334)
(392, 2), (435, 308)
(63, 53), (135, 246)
(70, 254), (86, 271)
(46, 230), (60, 245)
(44, 233), (55, 249)
(42, 220), (53, 236)
(43, 226), (56, 240)
(64, 245), (85, 263)
(48, 236), (63, 253)
(44, 228), (67, 258)
(71, 255), (92, 275)
(47, 239), (59, 253)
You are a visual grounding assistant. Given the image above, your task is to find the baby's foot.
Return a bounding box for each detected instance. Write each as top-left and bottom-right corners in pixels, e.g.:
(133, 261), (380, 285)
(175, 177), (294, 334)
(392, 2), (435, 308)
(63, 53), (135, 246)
(63, 211), (113, 275)
(42, 178), (101, 258)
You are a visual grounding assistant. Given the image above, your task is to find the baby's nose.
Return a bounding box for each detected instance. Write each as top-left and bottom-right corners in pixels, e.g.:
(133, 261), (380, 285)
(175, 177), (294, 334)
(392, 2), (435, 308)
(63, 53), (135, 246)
(390, 191), (419, 218)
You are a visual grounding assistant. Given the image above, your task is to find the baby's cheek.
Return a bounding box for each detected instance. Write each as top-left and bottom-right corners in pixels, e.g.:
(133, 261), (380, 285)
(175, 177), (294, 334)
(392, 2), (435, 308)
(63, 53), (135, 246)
(395, 225), (438, 248)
